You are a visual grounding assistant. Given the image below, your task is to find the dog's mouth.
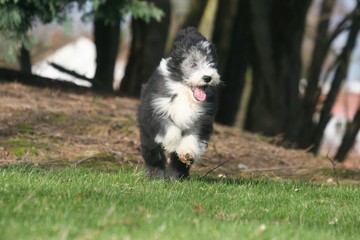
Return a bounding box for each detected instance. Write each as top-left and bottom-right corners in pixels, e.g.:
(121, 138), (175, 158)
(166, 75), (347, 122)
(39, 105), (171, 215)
(191, 86), (206, 102)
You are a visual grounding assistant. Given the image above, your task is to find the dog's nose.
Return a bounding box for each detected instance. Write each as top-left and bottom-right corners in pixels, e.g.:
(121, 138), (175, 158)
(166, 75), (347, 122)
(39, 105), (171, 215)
(202, 75), (212, 83)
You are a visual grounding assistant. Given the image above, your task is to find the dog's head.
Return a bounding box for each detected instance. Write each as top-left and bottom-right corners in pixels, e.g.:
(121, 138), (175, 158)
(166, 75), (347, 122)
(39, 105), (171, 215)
(166, 27), (221, 102)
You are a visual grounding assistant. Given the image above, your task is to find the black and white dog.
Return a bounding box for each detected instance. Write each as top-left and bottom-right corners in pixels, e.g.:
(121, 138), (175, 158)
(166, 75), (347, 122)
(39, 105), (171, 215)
(138, 27), (221, 179)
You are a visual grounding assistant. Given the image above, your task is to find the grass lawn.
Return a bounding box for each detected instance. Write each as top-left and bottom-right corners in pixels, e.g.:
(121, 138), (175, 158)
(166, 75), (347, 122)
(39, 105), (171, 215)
(0, 165), (359, 240)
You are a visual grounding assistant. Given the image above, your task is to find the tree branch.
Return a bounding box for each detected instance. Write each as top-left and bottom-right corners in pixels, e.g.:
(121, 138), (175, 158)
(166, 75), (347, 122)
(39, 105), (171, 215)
(326, 10), (355, 46)
(201, 159), (231, 178)
(0, 67), (110, 94)
(47, 62), (102, 87)
(335, 110), (360, 161)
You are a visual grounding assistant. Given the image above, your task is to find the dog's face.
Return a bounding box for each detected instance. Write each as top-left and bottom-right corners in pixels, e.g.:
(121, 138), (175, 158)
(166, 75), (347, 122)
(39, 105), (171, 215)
(167, 27), (221, 102)
(180, 42), (221, 102)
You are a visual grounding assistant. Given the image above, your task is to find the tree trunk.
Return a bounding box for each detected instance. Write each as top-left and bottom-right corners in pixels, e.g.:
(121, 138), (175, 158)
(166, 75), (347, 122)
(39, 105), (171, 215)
(18, 44), (32, 74)
(335, 110), (360, 162)
(182, 0), (208, 28)
(245, 0), (279, 135)
(165, 0), (208, 55)
(245, 0), (311, 143)
(310, 3), (360, 154)
(119, 0), (170, 97)
(93, 18), (120, 92)
(214, 0), (251, 125)
(277, 0), (312, 143)
(0, 67), (90, 91)
(212, 0), (239, 77)
(298, 0), (335, 148)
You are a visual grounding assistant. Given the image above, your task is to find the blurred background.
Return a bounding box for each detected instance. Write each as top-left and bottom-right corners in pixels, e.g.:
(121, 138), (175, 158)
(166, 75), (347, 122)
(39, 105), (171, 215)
(0, 0), (359, 162)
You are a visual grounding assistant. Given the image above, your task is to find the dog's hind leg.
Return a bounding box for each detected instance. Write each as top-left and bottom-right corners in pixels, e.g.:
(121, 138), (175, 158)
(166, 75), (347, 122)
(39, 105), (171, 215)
(168, 152), (190, 180)
(142, 145), (167, 179)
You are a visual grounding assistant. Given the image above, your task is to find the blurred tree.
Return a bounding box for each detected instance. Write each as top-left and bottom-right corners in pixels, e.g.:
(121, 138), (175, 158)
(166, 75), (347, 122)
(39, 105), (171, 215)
(93, 18), (120, 92)
(197, 0), (360, 156)
(165, 0), (208, 56)
(182, 0), (208, 29)
(92, 1), (126, 92)
(18, 44), (32, 73)
(335, 110), (360, 161)
(0, 0), (163, 92)
(311, 1), (360, 154)
(0, 0), (80, 71)
(213, 0), (251, 125)
(298, 0), (336, 148)
(213, 0), (360, 157)
(244, 0), (311, 144)
(213, 0), (310, 143)
(298, 0), (360, 154)
(92, 0), (164, 92)
(119, 0), (170, 97)
(212, 0), (239, 77)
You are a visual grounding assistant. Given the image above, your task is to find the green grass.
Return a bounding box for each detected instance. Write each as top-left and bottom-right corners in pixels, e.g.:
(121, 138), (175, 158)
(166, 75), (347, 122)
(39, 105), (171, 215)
(14, 123), (34, 134)
(0, 165), (359, 240)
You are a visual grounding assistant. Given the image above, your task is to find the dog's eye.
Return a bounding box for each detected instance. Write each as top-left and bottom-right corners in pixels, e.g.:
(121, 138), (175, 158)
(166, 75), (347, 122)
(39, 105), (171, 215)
(190, 62), (197, 68)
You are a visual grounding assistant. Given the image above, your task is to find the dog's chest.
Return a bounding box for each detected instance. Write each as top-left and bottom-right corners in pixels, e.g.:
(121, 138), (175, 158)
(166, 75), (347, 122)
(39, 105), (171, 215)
(152, 84), (203, 130)
(168, 92), (202, 129)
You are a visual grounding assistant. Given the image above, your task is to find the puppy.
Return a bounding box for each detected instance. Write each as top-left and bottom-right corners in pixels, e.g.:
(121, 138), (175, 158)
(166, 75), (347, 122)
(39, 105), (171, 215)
(138, 27), (220, 179)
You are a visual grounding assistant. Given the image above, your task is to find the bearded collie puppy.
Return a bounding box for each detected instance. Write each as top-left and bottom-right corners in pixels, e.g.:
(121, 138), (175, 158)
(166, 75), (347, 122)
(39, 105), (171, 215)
(138, 27), (221, 179)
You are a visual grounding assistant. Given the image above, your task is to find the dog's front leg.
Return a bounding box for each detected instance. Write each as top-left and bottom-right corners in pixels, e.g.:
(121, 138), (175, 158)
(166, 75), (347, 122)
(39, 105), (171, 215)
(176, 135), (207, 165)
(155, 124), (182, 153)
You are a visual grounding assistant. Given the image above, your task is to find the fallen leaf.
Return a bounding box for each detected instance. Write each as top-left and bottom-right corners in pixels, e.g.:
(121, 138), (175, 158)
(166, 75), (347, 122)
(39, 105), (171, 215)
(194, 203), (205, 214)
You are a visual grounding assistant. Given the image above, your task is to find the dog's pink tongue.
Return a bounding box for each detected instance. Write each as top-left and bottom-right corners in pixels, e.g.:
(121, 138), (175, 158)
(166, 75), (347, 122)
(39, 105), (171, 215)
(193, 87), (206, 102)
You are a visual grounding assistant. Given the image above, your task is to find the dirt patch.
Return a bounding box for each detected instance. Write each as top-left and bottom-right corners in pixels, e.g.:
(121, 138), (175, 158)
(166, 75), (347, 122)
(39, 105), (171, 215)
(1, 82), (359, 184)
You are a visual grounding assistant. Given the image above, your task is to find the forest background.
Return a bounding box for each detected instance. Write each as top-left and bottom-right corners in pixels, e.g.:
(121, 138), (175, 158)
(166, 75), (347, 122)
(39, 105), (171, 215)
(0, 0), (360, 163)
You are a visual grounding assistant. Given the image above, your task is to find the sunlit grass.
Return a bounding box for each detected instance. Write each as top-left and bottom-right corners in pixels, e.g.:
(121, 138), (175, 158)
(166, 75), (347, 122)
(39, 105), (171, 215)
(0, 165), (359, 239)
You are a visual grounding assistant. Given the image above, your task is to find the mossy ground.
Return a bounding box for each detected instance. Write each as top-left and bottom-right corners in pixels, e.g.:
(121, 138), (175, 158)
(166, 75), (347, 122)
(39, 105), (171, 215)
(1, 82), (360, 184)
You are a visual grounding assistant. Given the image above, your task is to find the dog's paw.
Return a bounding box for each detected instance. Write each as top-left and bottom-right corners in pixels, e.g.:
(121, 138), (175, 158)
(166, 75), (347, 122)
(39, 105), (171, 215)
(176, 135), (207, 164)
(178, 153), (194, 166)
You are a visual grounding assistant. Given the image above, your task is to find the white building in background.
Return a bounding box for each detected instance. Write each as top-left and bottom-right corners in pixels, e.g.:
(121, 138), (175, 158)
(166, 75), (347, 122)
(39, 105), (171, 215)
(32, 37), (126, 89)
(32, 37), (94, 87)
